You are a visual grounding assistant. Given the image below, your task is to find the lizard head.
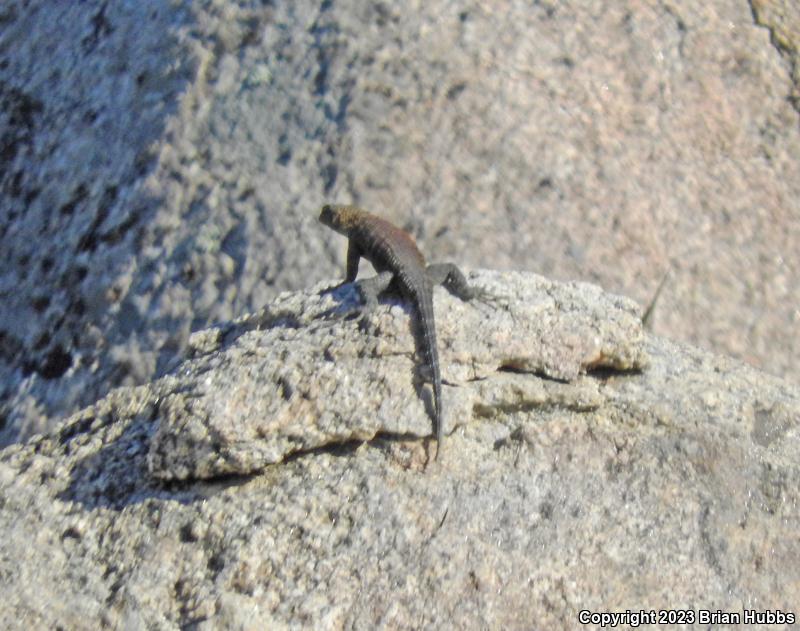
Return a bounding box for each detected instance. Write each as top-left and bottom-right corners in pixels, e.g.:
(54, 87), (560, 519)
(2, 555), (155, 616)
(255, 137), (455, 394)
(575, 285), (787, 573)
(319, 204), (364, 234)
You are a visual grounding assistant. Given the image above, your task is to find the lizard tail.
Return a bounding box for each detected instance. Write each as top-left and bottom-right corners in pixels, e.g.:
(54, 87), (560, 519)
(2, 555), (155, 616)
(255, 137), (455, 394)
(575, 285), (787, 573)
(416, 290), (443, 459)
(432, 346), (442, 458)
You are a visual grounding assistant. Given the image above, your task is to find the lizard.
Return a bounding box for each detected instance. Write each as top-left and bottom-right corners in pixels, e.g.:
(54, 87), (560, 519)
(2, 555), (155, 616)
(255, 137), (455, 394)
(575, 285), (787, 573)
(319, 204), (480, 459)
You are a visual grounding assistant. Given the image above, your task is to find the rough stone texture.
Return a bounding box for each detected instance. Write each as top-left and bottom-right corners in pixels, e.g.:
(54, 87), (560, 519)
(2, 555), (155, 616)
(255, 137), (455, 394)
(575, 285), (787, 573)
(1, 273), (798, 629)
(0, 1), (198, 442)
(752, 0), (800, 104)
(148, 270), (646, 480)
(1, 1), (800, 448)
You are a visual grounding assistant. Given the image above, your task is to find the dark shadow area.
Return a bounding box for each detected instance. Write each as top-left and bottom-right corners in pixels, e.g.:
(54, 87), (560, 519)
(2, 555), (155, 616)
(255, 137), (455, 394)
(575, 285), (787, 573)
(585, 365), (645, 382)
(57, 406), (203, 511)
(0, 3), (199, 446)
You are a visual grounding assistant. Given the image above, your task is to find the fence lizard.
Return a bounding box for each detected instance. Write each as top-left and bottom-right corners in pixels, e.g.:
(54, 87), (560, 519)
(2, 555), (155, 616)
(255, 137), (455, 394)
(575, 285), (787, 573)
(319, 204), (480, 459)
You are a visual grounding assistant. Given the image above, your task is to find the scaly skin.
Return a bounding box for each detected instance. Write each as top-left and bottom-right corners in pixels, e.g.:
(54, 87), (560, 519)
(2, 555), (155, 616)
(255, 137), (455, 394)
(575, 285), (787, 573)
(320, 204), (476, 458)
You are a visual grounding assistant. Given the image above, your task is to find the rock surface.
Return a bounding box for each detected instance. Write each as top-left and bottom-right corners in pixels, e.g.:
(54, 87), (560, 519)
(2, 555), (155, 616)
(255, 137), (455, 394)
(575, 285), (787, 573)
(1, 273), (798, 629)
(2, 0), (800, 445)
(148, 270), (646, 480)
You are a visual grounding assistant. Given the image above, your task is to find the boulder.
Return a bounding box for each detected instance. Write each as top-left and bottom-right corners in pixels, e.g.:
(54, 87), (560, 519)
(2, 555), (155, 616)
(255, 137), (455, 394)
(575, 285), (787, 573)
(1, 272), (797, 628)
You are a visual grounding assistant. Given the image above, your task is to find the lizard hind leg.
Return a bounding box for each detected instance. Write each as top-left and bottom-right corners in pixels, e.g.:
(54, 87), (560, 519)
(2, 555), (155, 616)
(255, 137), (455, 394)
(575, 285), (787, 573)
(320, 270), (395, 323)
(427, 263), (508, 311)
(353, 270), (395, 316)
(321, 272), (394, 326)
(426, 263), (474, 300)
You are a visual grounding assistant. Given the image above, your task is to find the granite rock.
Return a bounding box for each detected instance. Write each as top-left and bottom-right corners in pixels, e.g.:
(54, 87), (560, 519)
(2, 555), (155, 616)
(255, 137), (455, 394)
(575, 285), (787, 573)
(148, 270), (646, 480)
(2, 0), (800, 446)
(1, 272), (798, 629)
